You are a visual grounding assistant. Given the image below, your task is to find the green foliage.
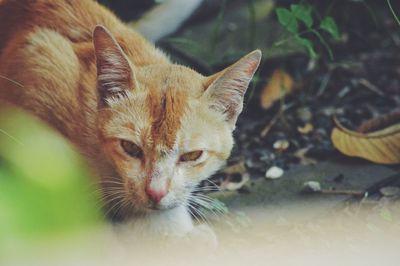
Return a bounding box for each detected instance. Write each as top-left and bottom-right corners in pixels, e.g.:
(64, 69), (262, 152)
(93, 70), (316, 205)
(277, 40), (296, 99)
(0, 107), (102, 252)
(320, 16), (340, 40)
(275, 4), (340, 60)
(291, 4), (313, 28)
(276, 7), (298, 34)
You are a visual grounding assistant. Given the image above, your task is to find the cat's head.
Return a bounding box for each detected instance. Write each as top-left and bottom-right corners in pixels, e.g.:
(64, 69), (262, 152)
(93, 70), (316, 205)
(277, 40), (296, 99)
(92, 26), (261, 217)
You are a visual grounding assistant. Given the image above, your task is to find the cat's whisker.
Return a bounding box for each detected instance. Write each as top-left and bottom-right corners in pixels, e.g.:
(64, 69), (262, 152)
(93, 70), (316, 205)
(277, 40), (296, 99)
(111, 198), (129, 220)
(191, 203), (212, 227)
(191, 187), (220, 193)
(100, 197), (124, 210)
(102, 188), (126, 194)
(97, 181), (124, 187)
(100, 191), (126, 205)
(104, 195), (126, 218)
(191, 185), (219, 190)
(189, 196), (221, 218)
(0, 75), (24, 87)
(205, 180), (223, 191)
(195, 199), (222, 218)
(101, 190), (126, 199)
(190, 194), (226, 215)
(187, 198), (213, 225)
(187, 201), (209, 226)
(186, 203), (202, 225)
(119, 199), (133, 219)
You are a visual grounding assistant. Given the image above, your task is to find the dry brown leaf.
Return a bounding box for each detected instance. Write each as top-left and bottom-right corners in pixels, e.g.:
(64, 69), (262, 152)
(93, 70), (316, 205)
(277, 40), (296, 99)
(297, 123), (314, 134)
(331, 117), (400, 164)
(357, 111), (400, 133)
(260, 69), (294, 109)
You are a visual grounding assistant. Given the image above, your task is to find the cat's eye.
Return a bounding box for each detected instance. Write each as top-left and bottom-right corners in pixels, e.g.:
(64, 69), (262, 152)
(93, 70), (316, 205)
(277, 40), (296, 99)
(179, 150), (203, 162)
(120, 140), (143, 158)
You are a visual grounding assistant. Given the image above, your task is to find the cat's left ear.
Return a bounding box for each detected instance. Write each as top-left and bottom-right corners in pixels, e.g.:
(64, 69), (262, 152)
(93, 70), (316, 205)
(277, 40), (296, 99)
(203, 50), (262, 128)
(93, 25), (136, 107)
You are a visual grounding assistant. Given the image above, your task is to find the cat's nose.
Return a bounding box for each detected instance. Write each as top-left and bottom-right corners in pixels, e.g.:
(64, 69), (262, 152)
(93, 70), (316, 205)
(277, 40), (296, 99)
(145, 186), (167, 205)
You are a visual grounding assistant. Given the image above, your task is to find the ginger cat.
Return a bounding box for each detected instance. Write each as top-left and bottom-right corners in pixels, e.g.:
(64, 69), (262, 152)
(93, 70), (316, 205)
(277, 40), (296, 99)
(0, 0), (261, 236)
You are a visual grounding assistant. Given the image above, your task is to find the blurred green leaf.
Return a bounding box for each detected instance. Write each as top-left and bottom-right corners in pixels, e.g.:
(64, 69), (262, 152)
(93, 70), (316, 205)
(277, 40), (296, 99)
(320, 16), (340, 40)
(291, 4), (313, 28)
(0, 107), (102, 251)
(295, 35), (317, 59)
(276, 7), (298, 33)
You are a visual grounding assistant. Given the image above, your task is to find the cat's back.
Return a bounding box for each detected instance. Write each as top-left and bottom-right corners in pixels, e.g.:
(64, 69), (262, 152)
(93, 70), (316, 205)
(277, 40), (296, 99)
(0, 0), (119, 135)
(0, 0), (121, 47)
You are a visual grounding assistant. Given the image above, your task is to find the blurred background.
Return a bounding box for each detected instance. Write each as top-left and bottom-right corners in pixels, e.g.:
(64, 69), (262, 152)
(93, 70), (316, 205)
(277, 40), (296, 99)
(1, 0), (400, 265)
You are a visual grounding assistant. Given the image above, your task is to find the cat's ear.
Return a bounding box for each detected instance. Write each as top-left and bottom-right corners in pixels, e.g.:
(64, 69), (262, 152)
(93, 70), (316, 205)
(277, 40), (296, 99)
(93, 25), (136, 107)
(203, 50), (262, 127)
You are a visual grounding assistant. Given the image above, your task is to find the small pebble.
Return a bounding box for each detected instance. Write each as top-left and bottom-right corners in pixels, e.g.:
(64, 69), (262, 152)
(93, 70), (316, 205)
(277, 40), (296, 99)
(273, 140), (290, 151)
(321, 107), (336, 116)
(296, 107), (313, 123)
(265, 166), (284, 179)
(302, 181), (321, 192)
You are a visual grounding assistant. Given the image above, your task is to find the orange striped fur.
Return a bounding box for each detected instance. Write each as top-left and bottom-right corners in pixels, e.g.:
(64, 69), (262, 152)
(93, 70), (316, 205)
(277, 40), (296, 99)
(0, 0), (261, 227)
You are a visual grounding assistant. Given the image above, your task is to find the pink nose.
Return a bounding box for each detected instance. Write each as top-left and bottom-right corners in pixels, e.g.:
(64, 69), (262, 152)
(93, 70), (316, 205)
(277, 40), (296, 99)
(145, 186), (167, 205)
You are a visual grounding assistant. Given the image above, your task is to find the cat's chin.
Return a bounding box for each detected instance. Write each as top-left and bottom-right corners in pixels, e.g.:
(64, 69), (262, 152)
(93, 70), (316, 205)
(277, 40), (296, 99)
(108, 200), (183, 222)
(114, 204), (195, 238)
(146, 202), (180, 211)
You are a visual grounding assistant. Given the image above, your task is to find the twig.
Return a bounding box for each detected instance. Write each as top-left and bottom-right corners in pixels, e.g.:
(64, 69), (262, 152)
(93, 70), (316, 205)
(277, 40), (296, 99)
(365, 172), (400, 196)
(260, 111), (281, 138)
(316, 72), (332, 97)
(318, 189), (365, 197)
(358, 78), (385, 97)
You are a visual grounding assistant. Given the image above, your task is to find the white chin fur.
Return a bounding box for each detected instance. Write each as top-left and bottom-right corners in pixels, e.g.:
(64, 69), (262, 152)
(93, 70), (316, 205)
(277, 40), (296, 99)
(115, 204), (194, 239)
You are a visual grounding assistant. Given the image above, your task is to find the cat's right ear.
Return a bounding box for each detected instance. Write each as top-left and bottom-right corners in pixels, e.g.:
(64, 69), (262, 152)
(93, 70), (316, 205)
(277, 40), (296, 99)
(93, 25), (136, 107)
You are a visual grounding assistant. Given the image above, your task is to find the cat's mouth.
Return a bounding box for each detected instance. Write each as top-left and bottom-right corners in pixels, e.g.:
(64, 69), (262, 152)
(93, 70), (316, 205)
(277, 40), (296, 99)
(105, 193), (178, 222)
(102, 176), (184, 220)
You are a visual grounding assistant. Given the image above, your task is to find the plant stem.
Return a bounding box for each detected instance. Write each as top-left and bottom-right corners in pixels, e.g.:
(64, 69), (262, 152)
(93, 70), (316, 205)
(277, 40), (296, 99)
(386, 0), (400, 27)
(311, 29), (333, 60)
(274, 29), (313, 46)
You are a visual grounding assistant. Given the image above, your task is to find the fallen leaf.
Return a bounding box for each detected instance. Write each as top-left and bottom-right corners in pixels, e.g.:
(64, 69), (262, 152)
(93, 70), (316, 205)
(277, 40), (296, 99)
(331, 117), (400, 164)
(265, 166), (284, 179)
(357, 111), (400, 133)
(260, 69), (294, 109)
(297, 123), (314, 134)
